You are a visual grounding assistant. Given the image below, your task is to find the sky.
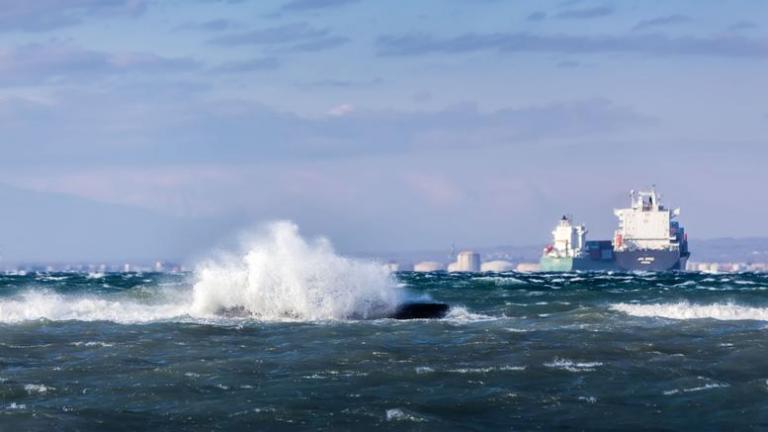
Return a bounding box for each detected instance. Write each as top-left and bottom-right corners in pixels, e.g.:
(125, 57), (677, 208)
(0, 0), (766, 262)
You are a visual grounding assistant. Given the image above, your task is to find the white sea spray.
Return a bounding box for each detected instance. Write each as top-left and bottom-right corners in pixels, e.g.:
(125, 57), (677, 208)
(611, 301), (768, 321)
(0, 221), (403, 323)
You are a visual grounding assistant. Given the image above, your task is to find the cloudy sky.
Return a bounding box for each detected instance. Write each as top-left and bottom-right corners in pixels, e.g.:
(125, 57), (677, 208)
(0, 0), (766, 262)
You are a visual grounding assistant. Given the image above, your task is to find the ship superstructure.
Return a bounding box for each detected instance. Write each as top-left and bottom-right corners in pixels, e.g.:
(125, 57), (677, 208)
(548, 216), (587, 259)
(539, 216), (615, 271)
(539, 187), (690, 272)
(612, 188), (689, 270)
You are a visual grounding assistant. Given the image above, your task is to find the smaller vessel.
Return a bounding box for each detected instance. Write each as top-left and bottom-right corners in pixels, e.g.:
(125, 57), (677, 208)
(539, 216), (615, 271)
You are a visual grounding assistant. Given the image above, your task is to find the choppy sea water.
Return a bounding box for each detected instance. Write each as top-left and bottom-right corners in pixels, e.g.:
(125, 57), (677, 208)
(3, 271), (768, 430)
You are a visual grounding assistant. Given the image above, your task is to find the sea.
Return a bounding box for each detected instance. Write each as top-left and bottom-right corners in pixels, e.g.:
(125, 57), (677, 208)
(2, 225), (768, 430)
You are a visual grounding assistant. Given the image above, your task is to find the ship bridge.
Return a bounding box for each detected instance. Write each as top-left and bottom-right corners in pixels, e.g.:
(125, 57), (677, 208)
(545, 215), (587, 258)
(613, 187), (681, 252)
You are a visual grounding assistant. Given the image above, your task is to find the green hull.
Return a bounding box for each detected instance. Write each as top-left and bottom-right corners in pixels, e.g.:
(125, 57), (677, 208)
(539, 256), (575, 271)
(539, 256), (617, 272)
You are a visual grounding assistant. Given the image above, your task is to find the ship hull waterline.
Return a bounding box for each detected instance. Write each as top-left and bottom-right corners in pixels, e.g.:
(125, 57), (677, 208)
(614, 249), (687, 271)
(540, 251), (688, 272)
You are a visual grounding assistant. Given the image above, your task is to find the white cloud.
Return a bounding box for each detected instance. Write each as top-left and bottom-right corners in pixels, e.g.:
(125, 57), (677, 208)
(0, 0), (146, 32)
(0, 43), (199, 86)
(327, 103), (355, 117)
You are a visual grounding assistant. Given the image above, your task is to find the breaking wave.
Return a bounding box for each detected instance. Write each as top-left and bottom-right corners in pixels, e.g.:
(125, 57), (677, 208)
(0, 221), (403, 324)
(0, 290), (190, 324)
(190, 221), (402, 320)
(611, 301), (768, 321)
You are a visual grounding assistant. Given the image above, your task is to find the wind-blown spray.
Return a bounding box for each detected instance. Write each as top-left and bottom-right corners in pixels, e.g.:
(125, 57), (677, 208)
(0, 221), (403, 323)
(191, 221), (403, 320)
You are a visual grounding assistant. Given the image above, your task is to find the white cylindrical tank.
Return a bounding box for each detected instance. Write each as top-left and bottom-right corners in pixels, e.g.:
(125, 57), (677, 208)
(452, 251), (481, 272)
(413, 261), (445, 272)
(516, 263), (541, 272)
(481, 260), (515, 273)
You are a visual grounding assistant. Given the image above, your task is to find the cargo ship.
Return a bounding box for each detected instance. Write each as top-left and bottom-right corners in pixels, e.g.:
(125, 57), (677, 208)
(539, 216), (616, 271)
(540, 187), (690, 272)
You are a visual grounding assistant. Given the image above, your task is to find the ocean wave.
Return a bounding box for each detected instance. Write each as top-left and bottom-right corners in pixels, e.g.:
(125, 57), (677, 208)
(70, 341), (115, 348)
(472, 276), (526, 285)
(611, 301), (768, 321)
(663, 382), (729, 395)
(190, 221), (402, 321)
(0, 222), (406, 324)
(24, 384), (54, 395)
(443, 306), (498, 323)
(414, 365), (525, 374)
(385, 408), (427, 422)
(544, 358), (603, 372)
(446, 365), (526, 374)
(0, 290), (192, 324)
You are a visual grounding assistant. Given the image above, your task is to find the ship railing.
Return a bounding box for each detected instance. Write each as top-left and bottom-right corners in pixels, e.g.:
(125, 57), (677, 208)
(615, 243), (680, 252)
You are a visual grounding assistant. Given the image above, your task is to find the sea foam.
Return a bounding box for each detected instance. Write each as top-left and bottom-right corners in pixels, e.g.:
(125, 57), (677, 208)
(0, 221), (403, 324)
(611, 301), (768, 321)
(190, 221), (402, 320)
(0, 290), (190, 324)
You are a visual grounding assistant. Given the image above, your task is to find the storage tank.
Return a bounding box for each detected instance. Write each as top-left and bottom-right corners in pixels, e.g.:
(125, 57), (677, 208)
(450, 251), (481, 272)
(516, 263), (541, 272)
(481, 260), (515, 273)
(413, 261), (445, 272)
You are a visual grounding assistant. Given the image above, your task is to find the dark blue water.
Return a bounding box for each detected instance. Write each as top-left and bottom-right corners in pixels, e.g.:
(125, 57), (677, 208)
(2, 271), (768, 430)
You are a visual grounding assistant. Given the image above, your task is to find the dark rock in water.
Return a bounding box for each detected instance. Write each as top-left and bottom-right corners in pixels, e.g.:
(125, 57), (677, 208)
(391, 302), (449, 320)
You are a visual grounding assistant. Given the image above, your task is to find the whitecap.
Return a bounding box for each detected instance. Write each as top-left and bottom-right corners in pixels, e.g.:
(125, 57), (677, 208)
(611, 301), (768, 321)
(544, 358), (603, 372)
(447, 365), (526, 374)
(663, 382), (729, 395)
(24, 384), (54, 394)
(734, 280), (756, 285)
(443, 306), (498, 323)
(71, 341), (114, 348)
(385, 408), (426, 422)
(38, 275), (69, 282)
(473, 276), (525, 285)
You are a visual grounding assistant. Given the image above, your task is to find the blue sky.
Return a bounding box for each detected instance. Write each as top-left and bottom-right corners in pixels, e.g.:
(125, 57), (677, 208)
(0, 0), (766, 261)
